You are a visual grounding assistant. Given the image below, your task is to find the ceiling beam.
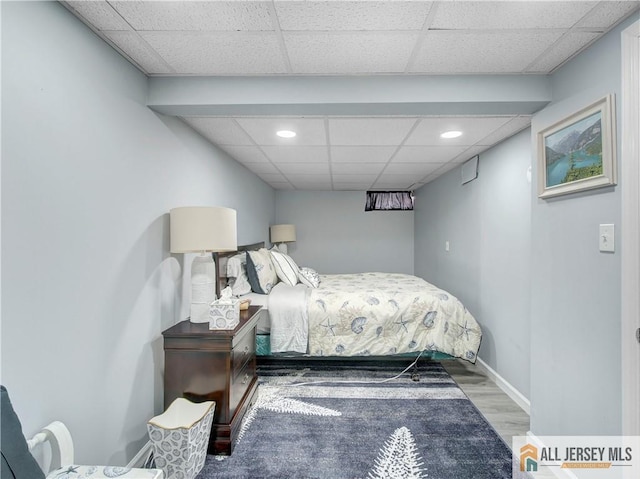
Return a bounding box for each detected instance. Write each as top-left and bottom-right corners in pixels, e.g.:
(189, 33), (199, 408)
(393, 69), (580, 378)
(147, 74), (551, 117)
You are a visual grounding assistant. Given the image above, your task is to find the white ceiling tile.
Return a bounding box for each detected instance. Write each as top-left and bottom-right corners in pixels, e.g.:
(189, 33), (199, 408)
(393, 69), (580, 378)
(450, 145), (488, 164)
(392, 146), (468, 163)
(405, 117), (512, 146)
(103, 32), (173, 74)
(576, 1), (640, 29)
(332, 174), (379, 184)
(65, 1), (131, 31)
(284, 32), (418, 74)
(276, 163), (330, 175)
(525, 31), (601, 73)
(219, 146), (270, 164)
(421, 162), (460, 183)
(140, 32), (287, 75)
(373, 180), (417, 190)
(333, 183), (374, 191)
(275, 1), (432, 31)
(383, 163), (443, 176)
(236, 118), (326, 146)
(240, 163), (280, 175)
(476, 116), (531, 146)
(182, 117), (254, 145)
(287, 176), (333, 189)
(410, 31), (564, 73)
(269, 182), (296, 190)
(259, 173), (288, 183)
(331, 163), (386, 175)
(430, 1), (598, 30)
(330, 146), (397, 163)
(261, 146), (329, 163)
(109, 1), (274, 31)
(375, 173), (424, 184)
(329, 118), (417, 146)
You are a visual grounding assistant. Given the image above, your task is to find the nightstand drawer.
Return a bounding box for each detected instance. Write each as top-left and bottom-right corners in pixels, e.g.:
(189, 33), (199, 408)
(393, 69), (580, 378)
(232, 328), (255, 380)
(230, 353), (256, 411)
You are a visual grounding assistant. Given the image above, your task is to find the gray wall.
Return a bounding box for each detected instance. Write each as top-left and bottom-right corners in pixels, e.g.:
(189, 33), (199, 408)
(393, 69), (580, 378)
(275, 191), (414, 274)
(414, 12), (637, 436)
(414, 130), (532, 398)
(528, 14), (636, 436)
(1, 1), (274, 465)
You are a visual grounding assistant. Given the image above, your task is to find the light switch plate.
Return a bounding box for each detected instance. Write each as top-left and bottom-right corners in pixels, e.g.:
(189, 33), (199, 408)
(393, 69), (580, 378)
(599, 224), (615, 252)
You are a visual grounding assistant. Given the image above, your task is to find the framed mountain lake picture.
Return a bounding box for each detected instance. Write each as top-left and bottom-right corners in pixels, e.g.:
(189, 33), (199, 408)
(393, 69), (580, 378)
(538, 94), (616, 199)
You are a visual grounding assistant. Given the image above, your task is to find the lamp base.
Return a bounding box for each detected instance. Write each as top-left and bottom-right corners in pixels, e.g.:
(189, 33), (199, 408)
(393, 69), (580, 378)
(190, 254), (216, 323)
(277, 243), (288, 255)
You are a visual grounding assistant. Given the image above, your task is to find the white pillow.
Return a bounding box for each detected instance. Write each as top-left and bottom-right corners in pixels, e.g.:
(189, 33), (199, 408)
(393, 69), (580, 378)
(226, 254), (252, 296)
(298, 267), (320, 288)
(269, 250), (300, 287)
(246, 248), (278, 294)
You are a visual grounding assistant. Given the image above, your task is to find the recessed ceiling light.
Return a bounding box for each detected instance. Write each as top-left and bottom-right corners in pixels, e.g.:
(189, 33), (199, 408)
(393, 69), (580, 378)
(440, 130), (463, 139)
(276, 130), (296, 138)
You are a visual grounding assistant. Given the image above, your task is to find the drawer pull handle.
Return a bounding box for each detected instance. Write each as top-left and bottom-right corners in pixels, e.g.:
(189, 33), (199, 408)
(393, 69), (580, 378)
(242, 373), (249, 385)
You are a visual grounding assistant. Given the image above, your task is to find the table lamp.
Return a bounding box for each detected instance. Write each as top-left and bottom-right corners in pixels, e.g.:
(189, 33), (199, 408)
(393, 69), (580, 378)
(170, 206), (237, 323)
(270, 224), (296, 254)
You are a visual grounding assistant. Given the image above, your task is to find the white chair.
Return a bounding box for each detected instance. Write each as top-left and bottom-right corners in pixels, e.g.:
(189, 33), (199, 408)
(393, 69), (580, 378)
(27, 421), (164, 479)
(0, 385), (163, 479)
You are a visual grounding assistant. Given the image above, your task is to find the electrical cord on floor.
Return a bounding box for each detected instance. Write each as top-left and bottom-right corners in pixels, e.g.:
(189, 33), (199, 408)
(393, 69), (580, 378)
(281, 350), (424, 388)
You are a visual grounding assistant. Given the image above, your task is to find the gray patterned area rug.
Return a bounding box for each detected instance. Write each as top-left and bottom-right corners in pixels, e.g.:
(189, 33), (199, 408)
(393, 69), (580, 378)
(197, 359), (527, 479)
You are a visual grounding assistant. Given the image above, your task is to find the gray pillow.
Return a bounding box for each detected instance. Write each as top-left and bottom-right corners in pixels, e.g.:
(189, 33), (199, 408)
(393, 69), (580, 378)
(1, 385), (46, 479)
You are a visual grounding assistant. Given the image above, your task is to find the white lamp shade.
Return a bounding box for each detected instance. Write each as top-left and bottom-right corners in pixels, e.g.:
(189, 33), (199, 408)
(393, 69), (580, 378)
(170, 206), (237, 253)
(270, 224), (296, 243)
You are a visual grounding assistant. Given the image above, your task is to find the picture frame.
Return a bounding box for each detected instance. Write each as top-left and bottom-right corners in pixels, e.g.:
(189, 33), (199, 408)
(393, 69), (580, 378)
(537, 94), (616, 199)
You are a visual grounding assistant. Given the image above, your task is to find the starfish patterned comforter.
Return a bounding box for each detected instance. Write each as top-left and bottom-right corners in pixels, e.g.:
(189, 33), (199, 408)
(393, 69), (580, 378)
(269, 272), (481, 362)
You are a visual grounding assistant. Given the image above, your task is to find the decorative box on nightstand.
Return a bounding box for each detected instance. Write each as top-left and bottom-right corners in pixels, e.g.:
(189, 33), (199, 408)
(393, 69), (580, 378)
(162, 305), (262, 455)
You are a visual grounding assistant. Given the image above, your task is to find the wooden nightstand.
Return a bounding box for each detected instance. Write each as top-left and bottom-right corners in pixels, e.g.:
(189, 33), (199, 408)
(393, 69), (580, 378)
(162, 306), (262, 455)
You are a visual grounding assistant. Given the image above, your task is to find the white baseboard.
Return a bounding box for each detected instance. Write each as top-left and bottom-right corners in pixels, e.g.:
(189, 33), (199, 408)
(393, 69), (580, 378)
(126, 441), (153, 469)
(476, 357), (530, 415)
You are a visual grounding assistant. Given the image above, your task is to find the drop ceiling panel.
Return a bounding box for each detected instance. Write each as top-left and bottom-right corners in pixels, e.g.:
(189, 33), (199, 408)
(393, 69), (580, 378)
(182, 118), (254, 145)
(384, 162), (443, 176)
(284, 32), (418, 74)
(59, 0), (639, 191)
(274, 1), (433, 31)
(140, 32), (287, 75)
(430, 1), (598, 30)
(241, 163), (280, 175)
(287, 176), (333, 189)
(405, 117), (512, 146)
(104, 31), (174, 74)
(329, 118), (417, 146)
(526, 31), (601, 72)
(410, 31), (565, 73)
(577, 1), (640, 28)
(261, 146), (329, 163)
(330, 146), (397, 163)
(236, 118), (326, 146)
(476, 116), (532, 146)
(332, 163), (386, 175)
(392, 146), (469, 163)
(373, 178), (419, 189)
(65, 1), (132, 30)
(109, 1), (274, 31)
(219, 146), (270, 164)
(276, 163), (330, 175)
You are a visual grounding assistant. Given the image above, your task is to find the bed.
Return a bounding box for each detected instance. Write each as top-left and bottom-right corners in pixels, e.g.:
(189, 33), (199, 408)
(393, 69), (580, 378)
(213, 243), (481, 363)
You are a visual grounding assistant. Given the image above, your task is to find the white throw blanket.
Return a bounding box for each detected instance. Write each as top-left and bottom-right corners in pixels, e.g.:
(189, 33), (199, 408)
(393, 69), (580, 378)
(268, 282), (310, 353)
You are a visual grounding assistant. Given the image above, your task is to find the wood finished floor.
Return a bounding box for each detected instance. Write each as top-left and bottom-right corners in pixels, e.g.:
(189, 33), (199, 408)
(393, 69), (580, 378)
(440, 359), (529, 449)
